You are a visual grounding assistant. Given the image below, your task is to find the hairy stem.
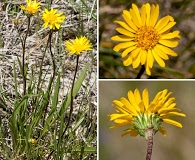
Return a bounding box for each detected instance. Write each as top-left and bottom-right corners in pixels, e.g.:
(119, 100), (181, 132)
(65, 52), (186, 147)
(145, 128), (154, 160)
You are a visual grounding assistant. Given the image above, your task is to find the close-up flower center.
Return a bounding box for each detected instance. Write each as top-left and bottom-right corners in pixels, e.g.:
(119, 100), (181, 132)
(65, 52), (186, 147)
(48, 14), (57, 22)
(135, 26), (160, 50)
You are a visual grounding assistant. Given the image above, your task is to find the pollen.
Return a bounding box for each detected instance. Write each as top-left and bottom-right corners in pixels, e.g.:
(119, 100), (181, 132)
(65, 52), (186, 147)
(135, 26), (160, 50)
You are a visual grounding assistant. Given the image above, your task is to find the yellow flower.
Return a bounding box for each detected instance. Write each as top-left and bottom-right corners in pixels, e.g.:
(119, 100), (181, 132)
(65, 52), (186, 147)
(65, 36), (92, 55)
(108, 89), (186, 138)
(28, 138), (36, 144)
(111, 3), (180, 75)
(42, 8), (65, 30)
(20, 0), (40, 15)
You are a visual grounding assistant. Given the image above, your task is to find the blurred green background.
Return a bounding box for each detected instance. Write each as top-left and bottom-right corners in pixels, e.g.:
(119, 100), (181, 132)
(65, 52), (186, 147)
(99, 0), (195, 78)
(99, 81), (195, 159)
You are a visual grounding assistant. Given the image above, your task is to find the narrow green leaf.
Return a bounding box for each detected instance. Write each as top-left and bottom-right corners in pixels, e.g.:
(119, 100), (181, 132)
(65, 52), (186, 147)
(38, 63), (88, 140)
(51, 73), (60, 110)
(13, 61), (19, 98)
(155, 65), (184, 78)
(73, 105), (89, 131)
(59, 63), (89, 115)
(38, 73), (60, 140)
(72, 147), (96, 153)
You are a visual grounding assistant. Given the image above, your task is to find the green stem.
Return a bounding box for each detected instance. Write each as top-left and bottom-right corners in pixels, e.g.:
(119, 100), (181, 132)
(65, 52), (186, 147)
(22, 16), (31, 95)
(43, 30), (56, 122)
(135, 65), (145, 79)
(36, 31), (51, 95)
(48, 30), (56, 91)
(61, 55), (80, 139)
(145, 128), (154, 160)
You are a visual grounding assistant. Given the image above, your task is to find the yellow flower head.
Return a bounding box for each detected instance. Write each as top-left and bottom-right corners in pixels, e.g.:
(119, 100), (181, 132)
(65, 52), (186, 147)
(108, 89), (186, 139)
(42, 8), (66, 30)
(20, 0), (40, 15)
(28, 138), (36, 144)
(111, 3), (180, 75)
(65, 36), (92, 55)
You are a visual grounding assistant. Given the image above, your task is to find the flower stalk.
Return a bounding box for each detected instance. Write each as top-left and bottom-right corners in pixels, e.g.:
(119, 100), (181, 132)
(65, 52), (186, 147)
(42, 30), (57, 122)
(48, 30), (56, 91)
(61, 36), (92, 138)
(37, 32), (51, 93)
(145, 128), (154, 160)
(61, 55), (80, 139)
(135, 65), (145, 79)
(22, 16), (31, 95)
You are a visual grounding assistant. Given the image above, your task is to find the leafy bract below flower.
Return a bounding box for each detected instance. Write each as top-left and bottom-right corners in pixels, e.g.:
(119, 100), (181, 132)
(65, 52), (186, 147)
(108, 89), (186, 139)
(65, 36), (92, 55)
(42, 8), (66, 30)
(111, 3), (180, 75)
(20, 0), (40, 15)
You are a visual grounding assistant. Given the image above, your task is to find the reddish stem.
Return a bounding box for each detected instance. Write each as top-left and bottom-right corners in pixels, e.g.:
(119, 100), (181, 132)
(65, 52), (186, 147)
(146, 128), (154, 160)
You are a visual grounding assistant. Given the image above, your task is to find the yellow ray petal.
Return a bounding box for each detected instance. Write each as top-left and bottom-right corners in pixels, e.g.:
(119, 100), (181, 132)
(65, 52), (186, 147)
(122, 46), (136, 58)
(111, 35), (134, 42)
(113, 100), (125, 108)
(166, 103), (176, 108)
(163, 119), (183, 128)
(160, 90), (171, 103)
(109, 113), (133, 121)
(140, 50), (147, 65)
(120, 97), (139, 116)
(123, 55), (132, 66)
(152, 90), (167, 104)
(130, 47), (141, 59)
(123, 10), (138, 32)
(149, 4), (159, 27)
(155, 16), (170, 31)
(152, 49), (165, 67)
(142, 89), (149, 110)
(145, 3), (151, 26)
(132, 53), (141, 68)
(159, 126), (167, 136)
(122, 129), (138, 137)
(159, 39), (178, 48)
(164, 97), (175, 107)
(113, 118), (129, 124)
(128, 90), (141, 112)
(130, 8), (141, 28)
(153, 46), (169, 60)
(147, 49), (154, 68)
(160, 31), (180, 40)
(161, 112), (186, 117)
(159, 108), (180, 114)
(156, 44), (178, 56)
(140, 4), (146, 25)
(153, 104), (163, 113)
(158, 22), (176, 34)
(134, 88), (142, 104)
(132, 4), (142, 26)
(145, 65), (151, 76)
(115, 20), (135, 33)
(113, 42), (136, 52)
(116, 28), (135, 37)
